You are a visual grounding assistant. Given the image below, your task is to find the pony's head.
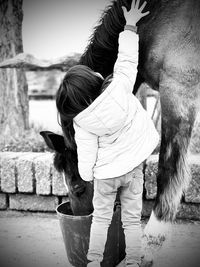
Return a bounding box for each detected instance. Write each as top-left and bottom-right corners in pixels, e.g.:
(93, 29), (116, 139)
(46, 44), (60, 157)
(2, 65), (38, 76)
(40, 131), (94, 216)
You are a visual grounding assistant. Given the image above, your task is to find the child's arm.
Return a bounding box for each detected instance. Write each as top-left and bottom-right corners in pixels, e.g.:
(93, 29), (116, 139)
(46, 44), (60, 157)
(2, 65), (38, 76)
(73, 122), (98, 182)
(113, 1), (149, 91)
(113, 30), (139, 90)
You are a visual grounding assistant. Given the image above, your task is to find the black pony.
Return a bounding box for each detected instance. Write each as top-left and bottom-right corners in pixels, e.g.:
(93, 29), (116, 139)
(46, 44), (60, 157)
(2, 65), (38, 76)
(42, 0), (200, 231)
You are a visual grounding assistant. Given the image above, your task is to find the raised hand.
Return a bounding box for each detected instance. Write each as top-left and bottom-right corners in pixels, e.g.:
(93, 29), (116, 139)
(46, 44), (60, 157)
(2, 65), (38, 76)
(122, 0), (150, 26)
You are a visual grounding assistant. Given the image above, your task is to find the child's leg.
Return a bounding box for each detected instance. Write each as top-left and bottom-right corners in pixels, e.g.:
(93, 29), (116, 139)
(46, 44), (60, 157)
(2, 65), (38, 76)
(120, 163), (144, 266)
(87, 178), (117, 264)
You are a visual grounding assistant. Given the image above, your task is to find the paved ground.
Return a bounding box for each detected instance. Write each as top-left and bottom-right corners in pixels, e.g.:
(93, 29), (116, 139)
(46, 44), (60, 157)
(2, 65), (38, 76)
(0, 211), (200, 267)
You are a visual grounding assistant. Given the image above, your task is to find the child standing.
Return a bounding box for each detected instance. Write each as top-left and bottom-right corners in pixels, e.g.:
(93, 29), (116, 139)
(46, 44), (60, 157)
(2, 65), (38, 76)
(56, 1), (158, 266)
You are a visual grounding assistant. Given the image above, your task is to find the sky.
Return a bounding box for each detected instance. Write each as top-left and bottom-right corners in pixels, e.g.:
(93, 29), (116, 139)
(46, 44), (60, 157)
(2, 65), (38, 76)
(22, 0), (110, 60)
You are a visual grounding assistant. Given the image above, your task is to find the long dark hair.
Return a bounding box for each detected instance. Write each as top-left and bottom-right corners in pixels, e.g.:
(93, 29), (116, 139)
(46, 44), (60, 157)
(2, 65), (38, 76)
(56, 65), (104, 125)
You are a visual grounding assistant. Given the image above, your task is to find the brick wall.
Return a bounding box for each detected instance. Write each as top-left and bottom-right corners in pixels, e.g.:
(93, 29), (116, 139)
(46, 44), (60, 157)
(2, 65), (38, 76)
(0, 152), (200, 220)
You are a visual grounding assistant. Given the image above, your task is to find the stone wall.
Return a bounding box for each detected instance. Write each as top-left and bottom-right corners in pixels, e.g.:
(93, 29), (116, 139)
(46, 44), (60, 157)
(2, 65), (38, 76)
(0, 152), (68, 212)
(0, 152), (200, 220)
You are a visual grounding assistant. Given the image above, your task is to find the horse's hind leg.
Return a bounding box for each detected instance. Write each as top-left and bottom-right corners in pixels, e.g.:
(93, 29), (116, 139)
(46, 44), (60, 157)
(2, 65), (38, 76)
(142, 74), (199, 265)
(154, 78), (198, 223)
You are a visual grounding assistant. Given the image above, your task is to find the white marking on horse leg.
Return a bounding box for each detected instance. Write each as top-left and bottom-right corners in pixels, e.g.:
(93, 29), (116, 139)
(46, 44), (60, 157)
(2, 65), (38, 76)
(144, 211), (171, 238)
(141, 211), (173, 266)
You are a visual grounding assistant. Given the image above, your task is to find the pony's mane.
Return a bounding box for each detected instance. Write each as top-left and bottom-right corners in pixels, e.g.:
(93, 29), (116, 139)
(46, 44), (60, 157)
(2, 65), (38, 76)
(79, 0), (130, 78)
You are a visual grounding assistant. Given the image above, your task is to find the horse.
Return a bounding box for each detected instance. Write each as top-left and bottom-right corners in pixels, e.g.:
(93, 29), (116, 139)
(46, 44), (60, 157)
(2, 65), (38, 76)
(41, 0), (200, 247)
(40, 130), (94, 216)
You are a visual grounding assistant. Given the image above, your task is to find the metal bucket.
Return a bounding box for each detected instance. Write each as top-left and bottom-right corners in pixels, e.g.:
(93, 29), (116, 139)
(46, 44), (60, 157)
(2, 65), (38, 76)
(56, 201), (125, 267)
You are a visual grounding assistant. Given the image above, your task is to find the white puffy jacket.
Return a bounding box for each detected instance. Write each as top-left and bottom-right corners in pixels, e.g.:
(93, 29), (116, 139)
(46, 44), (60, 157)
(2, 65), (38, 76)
(73, 30), (159, 181)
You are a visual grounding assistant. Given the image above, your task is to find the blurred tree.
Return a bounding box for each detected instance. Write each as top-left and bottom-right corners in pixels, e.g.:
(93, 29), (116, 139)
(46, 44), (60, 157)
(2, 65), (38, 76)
(0, 0), (29, 139)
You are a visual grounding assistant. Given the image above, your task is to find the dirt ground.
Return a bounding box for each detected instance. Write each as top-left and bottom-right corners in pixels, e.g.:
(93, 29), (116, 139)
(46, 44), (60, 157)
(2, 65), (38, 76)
(0, 211), (200, 267)
(0, 211), (68, 267)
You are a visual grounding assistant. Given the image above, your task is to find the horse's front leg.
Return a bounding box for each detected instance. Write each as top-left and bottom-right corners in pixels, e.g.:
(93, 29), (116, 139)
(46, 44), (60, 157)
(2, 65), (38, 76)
(142, 73), (198, 265)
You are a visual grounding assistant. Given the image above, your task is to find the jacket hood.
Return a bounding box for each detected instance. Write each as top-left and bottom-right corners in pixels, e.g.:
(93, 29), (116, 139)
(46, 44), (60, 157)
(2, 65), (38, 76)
(74, 77), (137, 136)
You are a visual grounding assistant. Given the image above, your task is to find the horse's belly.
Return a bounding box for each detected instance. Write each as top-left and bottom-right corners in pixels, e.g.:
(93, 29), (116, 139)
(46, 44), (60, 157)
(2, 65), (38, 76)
(163, 48), (200, 88)
(142, 43), (200, 91)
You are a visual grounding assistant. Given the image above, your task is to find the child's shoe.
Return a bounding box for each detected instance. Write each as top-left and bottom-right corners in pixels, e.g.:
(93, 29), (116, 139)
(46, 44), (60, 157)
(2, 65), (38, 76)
(87, 261), (101, 267)
(116, 258), (139, 267)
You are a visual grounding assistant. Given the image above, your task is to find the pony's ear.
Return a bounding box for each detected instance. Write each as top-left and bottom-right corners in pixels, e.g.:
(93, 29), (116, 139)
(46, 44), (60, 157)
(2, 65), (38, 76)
(40, 131), (66, 154)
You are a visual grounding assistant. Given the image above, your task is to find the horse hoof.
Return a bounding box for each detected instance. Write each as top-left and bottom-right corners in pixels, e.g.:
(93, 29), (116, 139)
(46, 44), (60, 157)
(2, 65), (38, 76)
(140, 257), (153, 267)
(141, 230), (165, 266)
(141, 212), (173, 267)
(143, 211), (171, 244)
